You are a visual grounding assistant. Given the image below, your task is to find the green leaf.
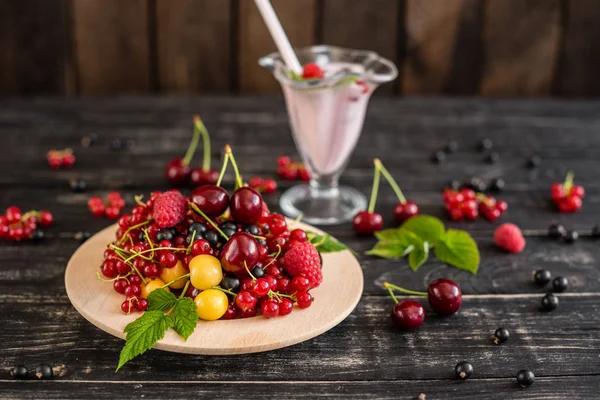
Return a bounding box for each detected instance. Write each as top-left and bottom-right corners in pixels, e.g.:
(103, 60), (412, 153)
(434, 229), (480, 274)
(333, 75), (359, 87)
(147, 289), (178, 311)
(374, 228), (402, 242)
(308, 233), (353, 254)
(172, 298), (198, 341)
(408, 241), (429, 271)
(118, 311), (173, 371)
(365, 242), (414, 259)
(400, 215), (445, 243)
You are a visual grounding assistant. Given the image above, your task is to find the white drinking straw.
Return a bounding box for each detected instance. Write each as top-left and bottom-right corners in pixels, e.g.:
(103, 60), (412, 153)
(254, 0), (303, 75)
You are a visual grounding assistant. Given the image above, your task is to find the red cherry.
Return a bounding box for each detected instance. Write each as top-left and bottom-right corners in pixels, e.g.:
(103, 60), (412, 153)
(352, 211), (383, 235)
(428, 278), (462, 316)
(165, 158), (191, 185)
(220, 232), (259, 275)
(302, 63), (324, 79)
(191, 185), (230, 217)
(391, 300), (425, 330)
(190, 168), (219, 186)
(393, 201), (419, 223)
(230, 187), (263, 223)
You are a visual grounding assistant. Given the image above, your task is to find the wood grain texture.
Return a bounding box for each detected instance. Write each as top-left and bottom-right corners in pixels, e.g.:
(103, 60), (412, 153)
(0, 0), (72, 95)
(72, 0), (151, 94)
(480, 0), (561, 97)
(557, 0), (600, 96)
(321, 0), (399, 93)
(155, 0), (231, 93)
(402, 0), (483, 95)
(238, 0), (316, 93)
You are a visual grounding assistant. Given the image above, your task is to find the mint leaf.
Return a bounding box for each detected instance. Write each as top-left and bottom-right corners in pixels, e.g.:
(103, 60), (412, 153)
(118, 311), (174, 371)
(434, 229), (480, 274)
(333, 75), (359, 87)
(308, 233), (353, 254)
(172, 298), (198, 341)
(408, 241), (429, 271)
(365, 242), (414, 259)
(147, 289), (177, 311)
(401, 215), (445, 243)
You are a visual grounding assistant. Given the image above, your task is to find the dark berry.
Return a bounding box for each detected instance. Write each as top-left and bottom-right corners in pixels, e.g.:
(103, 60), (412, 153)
(204, 231), (219, 248)
(564, 230), (578, 243)
(552, 276), (568, 292)
(81, 132), (98, 147)
(243, 224), (260, 236)
(428, 278), (462, 316)
(516, 369), (535, 387)
(393, 201), (419, 223)
(138, 231), (147, 242)
(444, 141), (459, 153)
(532, 269), (551, 286)
(191, 185), (230, 217)
(478, 138), (493, 152)
(489, 178), (505, 192)
(110, 138), (124, 151)
(156, 229), (175, 242)
(431, 150), (446, 164)
(446, 180), (461, 191)
(251, 265), (265, 278)
(455, 361), (473, 380)
(221, 276), (240, 293)
(463, 177), (487, 193)
(31, 230), (44, 243)
(493, 327), (510, 344)
(10, 365), (28, 379)
(188, 222), (208, 236)
(486, 152), (500, 164)
(541, 292), (558, 311)
(125, 138), (136, 149)
(230, 187), (264, 223)
(391, 300), (425, 330)
(34, 365), (53, 380)
(592, 225), (600, 238)
(548, 224), (566, 239)
(220, 221), (238, 232)
(186, 231), (203, 244)
(527, 155), (541, 168)
(74, 231), (91, 243)
(69, 178), (88, 193)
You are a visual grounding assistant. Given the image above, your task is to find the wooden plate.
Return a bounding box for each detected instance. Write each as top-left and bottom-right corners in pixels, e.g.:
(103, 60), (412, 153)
(65, 221), (364, 355)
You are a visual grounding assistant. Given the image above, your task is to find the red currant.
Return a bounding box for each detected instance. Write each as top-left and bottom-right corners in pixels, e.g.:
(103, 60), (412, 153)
(278, 298), (293, 316)
(235, 291), (257, 311)
(121, 299), (136, 314)
(239, 307), (257, 318)
(101, 260), (118, 278)
(5, 206), (21, 224)
(263, 275), (278, 291)
(302, 63), (324, 79)
(222, 303), (238, 319)
(296, 291), (313, 309)
(160, 252), (178, 268)
(124, 284), (141, 297)
(113, 279), (129, 294)
(291, 276), (311, 292)
(135, 298), (149, 311)
(191, 239), (211, 256)
(261, 299), (280, 318)
(277, 277), (291, 294)
(250, 278), (271, 298)
(39, 210), (53, 227)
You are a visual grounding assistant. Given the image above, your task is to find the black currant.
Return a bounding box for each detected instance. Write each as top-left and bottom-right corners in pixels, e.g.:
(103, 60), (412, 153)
(31, 230), (44, 243)
(257, 238), (267, 246)
(138, 231), (147, 242)
(485, 152), (500, 164)
(10, 365), (28, 379)
(74, 231), (91, 243)
(516, 369), (535, 387)
(532, 269), (551, 286)
(34, 364), (53, 380)
(204, 231), (219, 248)
(188, 222), (208, 236)
(444, 141), (459, 153)
(81, 132), (98, 148)
(446, 180), (461, 191)
(221, 276), (240, 293)
(109, 138), (123, 151)
(564, 230), (578, 244)
(552, 276), (568, 292)
(431, 150), (446, 164)
(156, 229), (174, 242)
(221, 226), (238, 239)
(592, 225), (600, 239)
(186, 231), (204, 245)
(69, 178), (88, 193)
(541, 293), (558, 311)
(463, 177), (487, 193)
(243, 224), (260, 236)
(252, 266), (265, 278)
(548, 224), (566, 239)
(220, 221), (238, 231)
(489, 178), (505, 192)
(493, 327), (510, 344)
(527, 155), (541, 168)
(454, 361), (473, 380)
(478, 138), (493, 152)
(125, 138), (136, 149)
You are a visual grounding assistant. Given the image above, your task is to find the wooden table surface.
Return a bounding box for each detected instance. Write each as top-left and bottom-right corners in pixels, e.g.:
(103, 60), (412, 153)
(1, 97), (599, 399)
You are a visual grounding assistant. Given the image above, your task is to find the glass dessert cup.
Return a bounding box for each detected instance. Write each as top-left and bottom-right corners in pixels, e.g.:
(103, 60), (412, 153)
(260, 45), (398, 225)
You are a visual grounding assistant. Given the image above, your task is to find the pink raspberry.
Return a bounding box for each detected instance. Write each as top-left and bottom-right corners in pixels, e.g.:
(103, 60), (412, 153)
(494, 223), (526, 253)
(281, 242), (322, 288)
(152, 190), (187, 228)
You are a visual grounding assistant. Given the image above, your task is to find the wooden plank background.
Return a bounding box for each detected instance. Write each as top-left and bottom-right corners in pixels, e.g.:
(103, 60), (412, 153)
(0, 0), (599, 96)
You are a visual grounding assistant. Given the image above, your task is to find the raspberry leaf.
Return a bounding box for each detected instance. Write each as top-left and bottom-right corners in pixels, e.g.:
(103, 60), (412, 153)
(434, 229), (480, 274)
(408, 241), (429, 271)
(118, 311), (174, 371)
(308, 233), (353, 254)
(172, 298), (199, 341)
(400, 215), (445, 244)
(365, 242), (414, 259)
(147, 289), (178, 311)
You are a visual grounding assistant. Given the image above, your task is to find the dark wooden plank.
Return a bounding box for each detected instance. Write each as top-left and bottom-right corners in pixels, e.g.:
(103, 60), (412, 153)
(321, 0), (399, 94)
(0, 0), (73, 95)
(238, 0), (317, 93)
(155, 0), (231, 93)
(1, 376), (600, 400)
(402, 0), (483, 95)
(72, 0), (151, 94)
(557, 0), (600, 96)
(480, 0), (561, 97)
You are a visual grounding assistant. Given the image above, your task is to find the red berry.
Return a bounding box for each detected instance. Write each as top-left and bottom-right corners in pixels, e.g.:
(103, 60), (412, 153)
(463, 207), (478, 221)
(391, 300), (425, 330)
(353, 211), (383, 235)
(130, 275), (143, 286)
(482, 207), (501, 222)
(278, 166), (298, 180)
(495, 200), (508, 213)
(101, 260), (118, 278)
(550, 183), (565, 201)
(191, 239), (211, 256)
(448, 207), (463, 221)
(240, 278), (253, 292)
(190, 168), (219, 186)
(235, 291), (257, 312)
(113, 279), (129, 294)
(297, 166), (310, 181)
(444, 191), (464, 206)
(302, 63), (324, 79)
(494, 223), (526, 253)
(135, 298), (149, 311)
(105, 206), (120, 219)
(277, 156), (291, 167)
(428, 278), (462, 316)
(160, 252), (178, 268)
(261, 299), (280, 318)
(267, 216), (287, 236)
(267, 236), (288, 253)
(124, 284), (141, 297)
(249, 177), (264, 189)
(153, 190), (187, 228)
(393, 201), (419, 223)
(250, 278), (271, 298)
(239, 307), (257, 318)
(278, 298), (293, 316)
(277, 277), (291, 294)
(265, 264), (282, 278)
(115, 260), (131, 274)
(289, 229), (307, 243)
(143, 264), (161, 278)
(61, 152), (76, 168)
(291, 276), (311, 292)
(459, 189), (476, 201)
(281, 242), (322, 288)
(263, 275), (278, 291)
(222, 303), (238, 319)
(262, 179), (277, 194)
(296, 291), (313, 309)
(121, 300), (136, 314)
(5, 206), (21, 223)
(559, 196), (582, 213)
(191, 185), (230, 217)
(39, 210), (53, 227)
(230, 187), (263, 224)
(165, 158), (191, 185)
(570, 185), (585, 198)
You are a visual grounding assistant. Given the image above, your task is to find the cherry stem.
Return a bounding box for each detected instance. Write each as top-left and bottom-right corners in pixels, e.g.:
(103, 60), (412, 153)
(268, 290), (296, 301)
(216, 153), (230, 187)
(179, 280), (191, 299)
(367, 159), (381, 213)
(182, 117), (201, 166)
(225, 145), (243, 189)
(134, 195), (145, 207)
(193, 115), (211, 171)
(385, 284), (399, 304)
(376, 159), (406, 204)
(123, 246), (188, 263)
(564, 171), (574, 194)
(383, 282), (427, 297)
(188, 202), (230, 241)
(111, 246), (147, 285)
(214, 286), (237, 296)
(244, 261), (256, 280)
(159, 273), (190, 290)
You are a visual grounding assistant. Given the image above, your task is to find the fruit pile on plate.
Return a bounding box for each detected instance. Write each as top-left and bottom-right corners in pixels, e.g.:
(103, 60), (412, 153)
(99, 146), (322, 320)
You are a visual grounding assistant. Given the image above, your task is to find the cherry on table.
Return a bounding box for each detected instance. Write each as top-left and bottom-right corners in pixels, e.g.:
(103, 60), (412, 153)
(391, 300), (425, 330)
(230, 187), (263, 223)
(427, 278), (462, 316)
(190, 167), (219, 186)
(393, 201), (419, 223)
(165, 157), (191, 185)
(191, 185), (230, 217)
(352, 211), (383, 235)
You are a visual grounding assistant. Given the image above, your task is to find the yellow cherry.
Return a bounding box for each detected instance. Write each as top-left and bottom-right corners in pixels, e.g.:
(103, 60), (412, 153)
(159, 260), (189, 289)
(141, 278), (170, 299)
(194, 289), (228, 321)
(189, 254), (223, 290)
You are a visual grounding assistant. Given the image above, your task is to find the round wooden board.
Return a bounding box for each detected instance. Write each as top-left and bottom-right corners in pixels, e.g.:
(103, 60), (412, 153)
(65, 221), (364, 355)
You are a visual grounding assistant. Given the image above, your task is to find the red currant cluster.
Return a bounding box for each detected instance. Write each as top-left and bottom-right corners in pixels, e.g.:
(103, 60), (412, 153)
(551, 172), (584, 213)
(443, 188), (508, 222)
(88, 192), (126, 219)
(0, 207), (53, 241)
(99, 146), (320, 320)
(277, 156), (310, 181)
(353, 158), (419, 235)
(248, 177), (277, 194)
(165, 116), (220, 187)
(46, 149), (75, 169)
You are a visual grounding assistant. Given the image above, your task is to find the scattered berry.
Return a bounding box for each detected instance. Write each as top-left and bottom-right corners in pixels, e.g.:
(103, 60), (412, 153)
(552, 276), (568, 292)
(516, 370), (535, 387)
(34, 365), (53, 380)
(532, 269), (551, 286)
(428, 278), (462, 316)
(551, 172), (584, 213)
(353, 211), (383, 235)
(47, 148), (75, 168)
(494, 223), (525, 253)
(493, 327), (510, 344)
(564, 230), (578, 244)
(541, 292), (558, 311)
(455, 361), (473, 380)
(548, 224), (566, 239)
(10, 365), (28, 379)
